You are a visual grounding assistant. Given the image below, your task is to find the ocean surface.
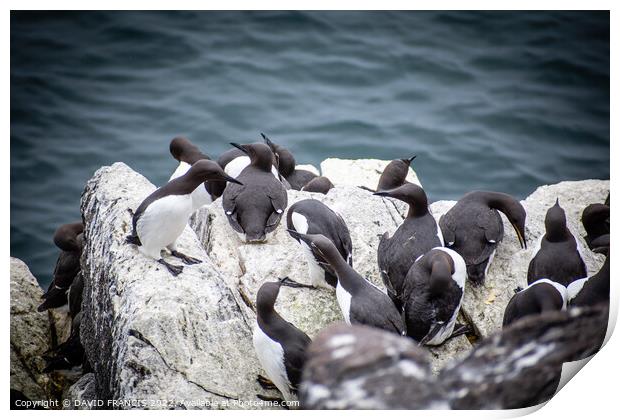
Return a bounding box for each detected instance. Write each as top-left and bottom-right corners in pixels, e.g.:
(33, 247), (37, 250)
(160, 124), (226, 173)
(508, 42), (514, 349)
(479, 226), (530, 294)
(11, 11), (609, 287)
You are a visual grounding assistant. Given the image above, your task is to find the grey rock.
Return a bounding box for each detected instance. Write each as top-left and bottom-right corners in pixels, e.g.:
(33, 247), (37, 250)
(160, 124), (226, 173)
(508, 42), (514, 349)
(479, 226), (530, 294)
(79, 162), (277, 409)
(10, 257), (53, 401)
(300, 323), (447, 409)
(63, 373), (97, 410)
(300, 306), (607, 409)
(430, 180), (609, 339)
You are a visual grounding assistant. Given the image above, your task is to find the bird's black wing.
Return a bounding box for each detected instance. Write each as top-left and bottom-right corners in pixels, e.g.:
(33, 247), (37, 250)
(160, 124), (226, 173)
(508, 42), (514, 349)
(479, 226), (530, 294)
(282, 328), (312, 392)
(265, 190), (288, 232)
(222, 184), (245, 234)
(439, 211), (458, 247)
(471, 209), (503, 265)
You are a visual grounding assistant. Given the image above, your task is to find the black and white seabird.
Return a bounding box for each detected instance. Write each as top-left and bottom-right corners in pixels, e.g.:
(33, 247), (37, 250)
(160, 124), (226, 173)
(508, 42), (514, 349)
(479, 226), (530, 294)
(286, 199), (352, 288)
(567, 241), (609, 308)
(38, 222), (84, 312)
(502, 279), (567, 328)
(527, 200), (586, 287)
(402, 247), (467, 345)
(168, 136), (218, 210)
(43, 313), (85, 374)
(68, 273), (84, 317)
(253, 279), (312, 402)
(581, 202), (610, 250)
(374, 183), (443, 309)
(288, 232), (405, 335)
(262, 133), (318, 190)
(439, 191), (527, 285)
(301, 176), (334, 194)
(223, 143), (288, 243)
(127, 159), (242, 275)
(376, 156), (416, 192)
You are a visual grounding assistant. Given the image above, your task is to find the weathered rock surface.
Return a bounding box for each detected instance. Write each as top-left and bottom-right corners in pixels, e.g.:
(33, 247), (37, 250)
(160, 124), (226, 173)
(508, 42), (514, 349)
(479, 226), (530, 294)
(80, 162), (278, 408)
(10, 257), (53, 401)
(191, 174), (471, 371)
(301, 306), (607, 409)
(63, 373), (97, 410)
(300, 323), (447, 409)
(320, 158), (421, 190)
(430, 179), (609, 339)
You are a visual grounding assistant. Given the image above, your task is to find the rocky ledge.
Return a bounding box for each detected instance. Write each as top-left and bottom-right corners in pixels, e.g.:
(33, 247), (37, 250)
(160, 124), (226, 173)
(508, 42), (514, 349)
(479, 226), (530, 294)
(10, 156), (609, 409)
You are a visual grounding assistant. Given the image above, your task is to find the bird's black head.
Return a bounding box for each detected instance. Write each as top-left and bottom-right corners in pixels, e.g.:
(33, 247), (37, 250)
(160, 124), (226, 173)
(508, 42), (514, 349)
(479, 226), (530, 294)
(483, 191), (527, 249)
(262, 133), (296, 177)
(169, 136), (207, 164)
(230, 142), (274, 172)
(466, 260), (489, 286)
(53, 222), (85, 252)
(426, 250), (455, 296)
(287, 230), (343, 266)
(376, 155), (416, 191)
(256, 280), (282, 317)
(374, 183), (428, 217)
(545, 199), (569, 242)
(186, 159), (242, 186)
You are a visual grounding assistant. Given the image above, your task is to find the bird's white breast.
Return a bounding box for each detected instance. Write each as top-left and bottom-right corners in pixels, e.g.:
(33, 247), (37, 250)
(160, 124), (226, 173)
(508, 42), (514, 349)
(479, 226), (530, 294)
(566, 277), (588, 304)
(336, 282), (352, 324)
(169, 161), (191, 181)
(137, 195), (193, 252)
(252, 323), (293, 401)
(291, 212), (309, 234)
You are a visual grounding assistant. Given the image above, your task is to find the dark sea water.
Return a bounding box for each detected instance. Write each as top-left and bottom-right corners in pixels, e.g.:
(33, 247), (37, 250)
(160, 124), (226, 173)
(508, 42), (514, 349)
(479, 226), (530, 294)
(11, 11), (609, 287)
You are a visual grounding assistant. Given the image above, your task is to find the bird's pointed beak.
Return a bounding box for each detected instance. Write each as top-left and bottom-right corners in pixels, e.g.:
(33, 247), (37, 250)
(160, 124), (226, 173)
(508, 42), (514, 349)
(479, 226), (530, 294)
(230, 142), (248, 155)
(513, 223), (527, 249)
(279, 277), (314, 289)
(373, 190), (392, 197)
(222, 173), (243, 185)
(261, 133), (274, 146)
(403, 155), (417, 165)
(287, 229), (313, 246)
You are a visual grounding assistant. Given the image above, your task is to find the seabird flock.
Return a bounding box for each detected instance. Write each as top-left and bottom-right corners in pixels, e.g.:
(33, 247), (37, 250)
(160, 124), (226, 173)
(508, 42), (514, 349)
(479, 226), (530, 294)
(37, 134), (609, 409)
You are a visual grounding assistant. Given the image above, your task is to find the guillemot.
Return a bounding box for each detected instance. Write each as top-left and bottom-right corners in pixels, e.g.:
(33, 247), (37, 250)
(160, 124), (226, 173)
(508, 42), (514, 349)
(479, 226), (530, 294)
(288, 231), (405, 335)
(374, 183), (443, 309)
(38, 222), (84, 312)
(502, 278), (567, 328)
(301, 176), (334, 194)
(439, 191), (527, 285)
(127, 159), (241, 275)
(286, 199), (352, 288)
(376, 155), (416, 192)
(581, 201), (610, 250)
(527, 200), (586, 287)
(402, 247), (468, 345)
(253, 279), (312, 402)
(223, 143), (288, 243)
